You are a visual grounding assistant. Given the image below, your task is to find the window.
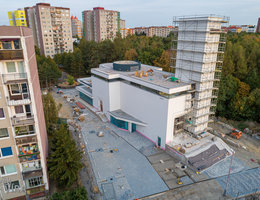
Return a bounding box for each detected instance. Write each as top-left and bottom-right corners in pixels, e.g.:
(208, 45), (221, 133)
(15, 105), (24, 114)
(4, 180), (20, 192)
(28, 177), (43, 187)
(10, 84), (20, 94)
(0, 108), (5, 118)
(2, 41), (12, 49)
(18, 62), (25, 74)
(13, 40), (20, 49)
(0, 147), (13, 157)
(0, 164), (17, 176)
(5, 164), (17, 174)
(6, 62), (16, 73)
(0, 128), (9, 138)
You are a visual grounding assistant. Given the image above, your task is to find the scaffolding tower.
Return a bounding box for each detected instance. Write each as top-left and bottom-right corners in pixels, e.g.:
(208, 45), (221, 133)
(171, 15), (229, 135)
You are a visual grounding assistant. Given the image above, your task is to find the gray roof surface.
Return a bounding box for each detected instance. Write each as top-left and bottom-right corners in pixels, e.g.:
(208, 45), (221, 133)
(93, 63), (190, 90)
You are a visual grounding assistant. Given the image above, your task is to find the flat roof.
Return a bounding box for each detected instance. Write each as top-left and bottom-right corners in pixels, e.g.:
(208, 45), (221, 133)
(91, 63), (191, 94)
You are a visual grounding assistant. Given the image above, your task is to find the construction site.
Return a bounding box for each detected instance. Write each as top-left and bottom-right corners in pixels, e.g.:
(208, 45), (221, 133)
(51, 15), (260, 200)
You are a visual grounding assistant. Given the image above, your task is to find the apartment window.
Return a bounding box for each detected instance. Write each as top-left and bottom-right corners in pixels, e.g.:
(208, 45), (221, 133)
(18, 61), (25, 73)
(1, 41), (12, 49)
(6, 62), (16, 73)
(28, 177), (43, 187)
(0, 128), (9, 138)
(10, 84), (20, 94)
(0, 108), (5, 118)
(4, 180), (20, 192)
(15, 105), (24, 114)
(0, 164), (17, 176)
(0, 147), (13, 157)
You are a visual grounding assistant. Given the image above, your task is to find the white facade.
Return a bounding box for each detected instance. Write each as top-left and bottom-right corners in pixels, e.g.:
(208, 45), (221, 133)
(77, 62), (191, 148)
(172, 16), (228, 134)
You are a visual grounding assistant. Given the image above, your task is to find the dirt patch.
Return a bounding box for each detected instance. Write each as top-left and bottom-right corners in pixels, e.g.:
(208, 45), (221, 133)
(51, 91), (74, 119)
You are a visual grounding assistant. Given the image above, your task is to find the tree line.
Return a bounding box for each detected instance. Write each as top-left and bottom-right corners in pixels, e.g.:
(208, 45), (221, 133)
(53, 34), (173, 77)
(217, 33), (260, 122)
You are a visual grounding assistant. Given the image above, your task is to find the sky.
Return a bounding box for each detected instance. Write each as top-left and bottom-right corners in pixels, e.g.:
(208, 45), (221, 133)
(0, 0), (259, 27)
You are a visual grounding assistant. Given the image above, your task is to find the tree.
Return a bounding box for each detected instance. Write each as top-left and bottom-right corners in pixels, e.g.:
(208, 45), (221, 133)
(48, 124), (83, 188)
(153, 50), (171, 72)
(124, 49), (138, 60)
(50, 186), (88, 200)
(37, 55), (61, 88)
(42, 93), (61, 134)
(72, 48), (85, 78)
(66, 74), (75, 85)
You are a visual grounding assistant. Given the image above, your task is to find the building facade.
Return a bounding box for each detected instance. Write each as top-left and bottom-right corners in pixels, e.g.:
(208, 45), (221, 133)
(133, 26), (175, 37)
(8, 9), (27, 27)
(24, 3), (73, 58)
(256, 18), (260, 33)
(82, 7), (121, 42)
(120, 19), (126, 38)
(171, 15), (229, 134)
(223, 25), (256, 33)
(71, 16), (82, 39)
(0, 26), (49, 200)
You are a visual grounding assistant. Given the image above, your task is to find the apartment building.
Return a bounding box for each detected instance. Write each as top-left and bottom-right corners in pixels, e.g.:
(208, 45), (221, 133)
(0, 26), (48, 200)
(8, 9), (27, 27)
(24, 3), (73, 58)
(134, 27), (149, 36)
(82, 7), (121, 42)
(256, 18), (260, 33)
(71, 16), (82, 39)
(148, 26), (175, 37)
(120, 19), (126, 38)
(133, 26), (175, 37)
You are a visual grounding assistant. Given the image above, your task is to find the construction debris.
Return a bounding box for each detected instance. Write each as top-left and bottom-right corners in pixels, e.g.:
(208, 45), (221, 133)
(97, 131), (104, 137)
(78, 115), (85, 122)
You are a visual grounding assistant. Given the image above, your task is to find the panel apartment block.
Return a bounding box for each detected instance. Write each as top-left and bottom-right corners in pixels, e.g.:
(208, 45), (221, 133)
(0, 26), (48, 200)
(25, 3), (73, 58)
(82, 7), (120, 42)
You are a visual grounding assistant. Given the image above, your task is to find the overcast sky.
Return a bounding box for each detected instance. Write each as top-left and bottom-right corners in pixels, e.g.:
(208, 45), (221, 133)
(0, 0), (259, 27)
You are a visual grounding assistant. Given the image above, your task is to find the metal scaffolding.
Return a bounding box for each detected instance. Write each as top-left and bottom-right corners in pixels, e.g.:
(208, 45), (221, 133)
(171, 15), (229, 134)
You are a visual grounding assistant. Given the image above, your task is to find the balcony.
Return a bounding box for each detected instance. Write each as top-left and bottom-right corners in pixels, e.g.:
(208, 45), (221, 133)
(6, 94), (31, 106)
(27, 186), (46, 199)
(19, 153), (40, 163)
(15, 125), (35, 137)
(25, 174), (46, 198)
(22, 161), (42, 174)
(2, 73), (27, 84)
(12, 115), (34, 126)
(18, 143), (40, 162)
(0, 49), (23, 60)
(16, 135), (37, 145)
